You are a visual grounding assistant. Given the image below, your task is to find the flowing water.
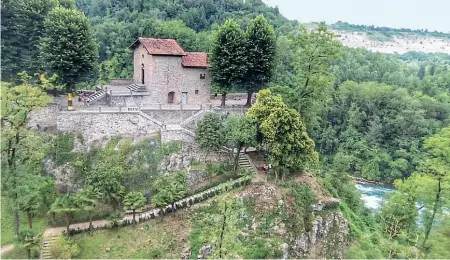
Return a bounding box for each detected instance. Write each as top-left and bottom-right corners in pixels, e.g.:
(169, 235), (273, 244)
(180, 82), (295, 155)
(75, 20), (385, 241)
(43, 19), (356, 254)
(355, 182), (395, 210)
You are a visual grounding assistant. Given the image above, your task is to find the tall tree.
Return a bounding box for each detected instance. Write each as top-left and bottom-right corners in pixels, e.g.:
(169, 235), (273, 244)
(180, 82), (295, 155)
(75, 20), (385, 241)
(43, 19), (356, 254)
(123, 191), (146, 223)
(291, 23), (341, 120)
(242, 15), (276, 107)
(248, 89), (318, 179)
(210, 19), (247, 106)
(74, 186), (101, 230)
(195, 113), (226, 160)
(418, 64), (426, 80)
(16, 175), (50, 229)
(0, 0), (59, 82)
(1, 83), (52, 235)
(418, 126), (450, 247)
(39, 7), (98, 90)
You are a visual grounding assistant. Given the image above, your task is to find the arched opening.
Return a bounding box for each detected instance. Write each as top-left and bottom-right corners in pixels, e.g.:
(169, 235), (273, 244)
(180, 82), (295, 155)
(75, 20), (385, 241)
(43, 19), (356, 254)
(141, 63), (145, 84)
(168, 91), (175, 104)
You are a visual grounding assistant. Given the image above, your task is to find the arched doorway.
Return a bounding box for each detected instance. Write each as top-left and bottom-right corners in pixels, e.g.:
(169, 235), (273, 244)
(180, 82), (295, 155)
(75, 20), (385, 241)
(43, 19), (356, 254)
(168, 91), (175, 104)
(141, 63), (145, 84)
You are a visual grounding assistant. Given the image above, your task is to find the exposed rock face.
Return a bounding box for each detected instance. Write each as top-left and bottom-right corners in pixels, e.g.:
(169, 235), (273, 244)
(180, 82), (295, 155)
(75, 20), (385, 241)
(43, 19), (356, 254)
(159, 153), (191, 172)
(290, 212), (350, 259)
(43, 158), (80, 193)
(187, 170), (208, 188)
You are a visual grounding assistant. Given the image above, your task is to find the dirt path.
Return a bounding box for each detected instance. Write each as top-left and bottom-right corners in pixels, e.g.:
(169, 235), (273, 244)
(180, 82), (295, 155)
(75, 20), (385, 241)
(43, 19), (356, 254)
(0, 244), (15, 255)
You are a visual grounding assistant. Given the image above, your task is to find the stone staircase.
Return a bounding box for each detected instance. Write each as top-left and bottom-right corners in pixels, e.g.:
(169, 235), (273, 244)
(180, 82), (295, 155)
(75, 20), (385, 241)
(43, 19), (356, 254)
(85, 89), (106, 103)
(238, 152), (265, 184)
(40, 234), (58, 259)
(126, 83), (146, 92)
(181, 110), (206, 127)
(139, 111), (164, 127)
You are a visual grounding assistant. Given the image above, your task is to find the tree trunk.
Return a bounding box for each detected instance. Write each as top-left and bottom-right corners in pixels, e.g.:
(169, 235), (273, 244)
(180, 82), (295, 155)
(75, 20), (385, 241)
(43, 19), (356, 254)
(26, 248), (31, 259)
(422, 179), (441, 247)
(245, 91), (252, 107)
(220, 93), (226, 107)
(27, 211), (33, 229)
(65, 212), (71, 236)
(218, 202), (228, 258)
(132, 210), (136, 223)
(14, 209), (19, 236)
(89, 211), (93, 231)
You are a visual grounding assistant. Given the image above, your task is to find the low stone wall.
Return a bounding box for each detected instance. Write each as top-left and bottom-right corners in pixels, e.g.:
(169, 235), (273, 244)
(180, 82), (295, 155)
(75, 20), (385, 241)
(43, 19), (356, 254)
(110, 79), (133, 86)
(109, 95), (153, 107)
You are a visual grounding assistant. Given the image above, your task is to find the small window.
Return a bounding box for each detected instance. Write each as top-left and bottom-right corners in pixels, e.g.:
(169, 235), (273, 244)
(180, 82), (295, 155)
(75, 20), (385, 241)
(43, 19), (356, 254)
(195, 90), (199, 94)
(200, 74), (206, 79)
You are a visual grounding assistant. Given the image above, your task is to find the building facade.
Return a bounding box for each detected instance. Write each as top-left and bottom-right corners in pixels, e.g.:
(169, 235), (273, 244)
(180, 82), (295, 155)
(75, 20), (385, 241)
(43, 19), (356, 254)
(129, 38), (210, 105)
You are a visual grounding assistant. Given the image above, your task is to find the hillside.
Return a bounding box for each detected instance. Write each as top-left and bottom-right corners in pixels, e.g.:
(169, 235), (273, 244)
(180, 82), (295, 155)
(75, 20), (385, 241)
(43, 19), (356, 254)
(333, 30), (450, 54)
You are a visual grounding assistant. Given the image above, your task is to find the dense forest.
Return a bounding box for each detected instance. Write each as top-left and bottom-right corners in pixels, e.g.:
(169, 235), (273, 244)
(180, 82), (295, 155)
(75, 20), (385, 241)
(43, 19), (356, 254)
(1, 0), (450, 259)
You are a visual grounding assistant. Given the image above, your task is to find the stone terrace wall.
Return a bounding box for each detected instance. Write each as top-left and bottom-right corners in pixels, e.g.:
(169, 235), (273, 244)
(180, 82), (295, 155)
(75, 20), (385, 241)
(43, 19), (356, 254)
(57, 111), (161, 145)
(28, 103), (60, 131)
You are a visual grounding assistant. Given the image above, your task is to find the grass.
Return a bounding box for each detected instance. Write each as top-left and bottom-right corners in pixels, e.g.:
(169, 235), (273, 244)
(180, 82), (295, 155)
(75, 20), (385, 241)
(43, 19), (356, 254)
(72, 213), (191, 259)
(1, 197), (48, 246)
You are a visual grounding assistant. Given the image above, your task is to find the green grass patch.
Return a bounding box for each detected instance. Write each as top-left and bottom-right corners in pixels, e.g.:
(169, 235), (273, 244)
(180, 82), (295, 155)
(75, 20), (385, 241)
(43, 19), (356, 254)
(72, 214), (190, 259)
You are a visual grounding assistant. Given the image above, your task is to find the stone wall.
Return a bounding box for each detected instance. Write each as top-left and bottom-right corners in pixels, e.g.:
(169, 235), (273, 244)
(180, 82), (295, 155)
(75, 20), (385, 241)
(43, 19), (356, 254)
(109, 95), (153, 107)
(144, 110), (199, 124)
(110, 79), (133, 86)
(183, 67), (210, 104)
(28, 103), (59, 131)
(57, 111), (161, 145)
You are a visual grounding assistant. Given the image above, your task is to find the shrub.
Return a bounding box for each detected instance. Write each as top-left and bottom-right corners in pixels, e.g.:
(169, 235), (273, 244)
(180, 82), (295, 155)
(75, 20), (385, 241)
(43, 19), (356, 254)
(49, 236), (80, 259)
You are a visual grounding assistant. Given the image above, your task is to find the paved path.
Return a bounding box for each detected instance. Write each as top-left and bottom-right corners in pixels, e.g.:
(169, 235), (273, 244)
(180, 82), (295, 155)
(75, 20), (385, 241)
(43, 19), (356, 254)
(0, 244), (15, 256)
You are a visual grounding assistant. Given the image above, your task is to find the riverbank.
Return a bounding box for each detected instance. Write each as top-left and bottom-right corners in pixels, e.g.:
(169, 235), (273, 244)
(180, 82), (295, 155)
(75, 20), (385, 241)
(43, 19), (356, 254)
(348, 175), (393, 187)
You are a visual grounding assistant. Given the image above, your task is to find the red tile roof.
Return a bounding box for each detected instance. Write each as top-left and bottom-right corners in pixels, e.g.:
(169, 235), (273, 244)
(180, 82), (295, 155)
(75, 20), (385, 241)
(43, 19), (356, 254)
(130, 37), (185, 56)
(182, 52), (209, 68)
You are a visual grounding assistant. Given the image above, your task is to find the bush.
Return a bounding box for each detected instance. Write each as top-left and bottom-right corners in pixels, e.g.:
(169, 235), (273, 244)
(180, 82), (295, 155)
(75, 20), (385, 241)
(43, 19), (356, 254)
(49, 236), (80, 259)
(53, 133), (75, 165)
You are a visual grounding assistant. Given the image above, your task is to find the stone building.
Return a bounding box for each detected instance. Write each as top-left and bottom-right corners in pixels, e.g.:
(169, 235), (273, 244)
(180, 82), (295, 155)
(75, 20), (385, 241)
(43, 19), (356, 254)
(87, 38), (211, 107)
(129, 38), (210, 105)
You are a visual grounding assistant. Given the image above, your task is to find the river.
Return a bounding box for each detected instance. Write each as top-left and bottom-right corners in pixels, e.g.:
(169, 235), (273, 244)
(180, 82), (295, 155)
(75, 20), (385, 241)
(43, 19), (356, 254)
(355, 182), (395, 210)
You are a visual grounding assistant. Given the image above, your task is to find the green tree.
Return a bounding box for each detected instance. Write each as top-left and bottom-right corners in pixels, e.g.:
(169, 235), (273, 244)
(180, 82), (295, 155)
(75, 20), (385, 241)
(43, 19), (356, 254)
(290, 23), (341, 121)
(418, 126), (450, 247)
(0, 0), (59, 82)
(210, 19), (247, 106)
(49, 194), (79, 235)
(1, 83), (52, 235)
(248, 89), (318, 179)
(85, 161), (125, 211)
(16, 175), (50, 229)
(418, 64), (426, 80)
(18, 229), (41, 259)
(224, 115), (257, 171)
(151, 172), (187, 209)
(74, 186), (101, 230)
(123, 191), (146, 223)
(195, 113), (225, 160)
(39, 7), (98, 91)
(243, 15), (276, 106)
